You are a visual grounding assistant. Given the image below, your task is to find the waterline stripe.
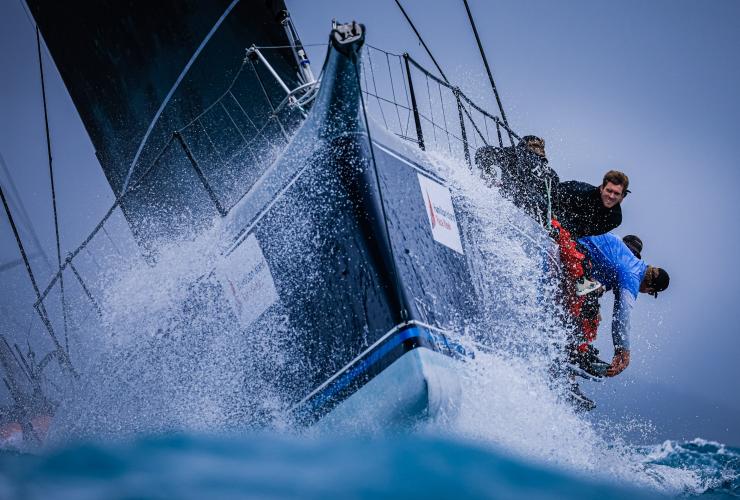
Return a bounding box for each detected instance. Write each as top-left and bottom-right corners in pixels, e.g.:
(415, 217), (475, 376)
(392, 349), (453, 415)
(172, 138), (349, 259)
(293, 320), (454, 409)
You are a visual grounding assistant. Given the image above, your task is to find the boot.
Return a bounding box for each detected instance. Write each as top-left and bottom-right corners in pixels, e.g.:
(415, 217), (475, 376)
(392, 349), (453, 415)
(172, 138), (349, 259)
(566, 382), (596, 412)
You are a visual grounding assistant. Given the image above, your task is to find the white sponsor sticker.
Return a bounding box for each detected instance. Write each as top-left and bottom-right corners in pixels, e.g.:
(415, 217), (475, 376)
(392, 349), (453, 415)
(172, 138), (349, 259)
(217, 234), (278, 328)
(417, 173), (464, 254)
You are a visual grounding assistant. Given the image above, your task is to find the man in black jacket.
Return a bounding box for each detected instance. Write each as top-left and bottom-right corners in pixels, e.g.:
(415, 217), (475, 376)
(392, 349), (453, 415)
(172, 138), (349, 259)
(475, 135), (559, 226)
(555, 170), (629, 238)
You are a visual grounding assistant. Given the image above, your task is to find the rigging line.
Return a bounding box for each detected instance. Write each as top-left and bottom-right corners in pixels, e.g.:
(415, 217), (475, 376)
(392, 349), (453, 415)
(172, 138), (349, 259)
(0, 152), (52, 271)
(228, 91), (260, 134)
(361, 53), (373, 111)
(367, 44), (404, 58)
(219, 101), (259, 166)
(11, 342), (35, 384)
(119, 0), (242, 195)
(220, 101), (248, 143)
(461, 0), (513, 141)
(0, 254), (40, 273)
(0, 182), (77, 378)
(366, 50), (389, 129)
(100, 224), (122, 257)
(196, 118), (226, 165)
(36, 27), (70, 355)
(179, 60), (248, 131)
(68, 259), (104, 319)
(405, 53), (493, 150)
(461, 98), (489, 147)
(248, 59), (290, 140)
(394, 0), (449, 83)
(16, 0), (35, 28)
(84, 247), (103, 271)
(35, 136), (176, 307)
(437, 82), (452, 153)
(385, 52), (405, 133)
(253, 43), (327, 49)
(425, 75), (437, 144)
(397, 56), (413, 136)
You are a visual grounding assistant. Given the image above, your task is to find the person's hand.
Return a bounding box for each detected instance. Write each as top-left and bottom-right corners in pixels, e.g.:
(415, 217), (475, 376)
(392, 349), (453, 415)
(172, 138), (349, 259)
(606, 348), (630, 377)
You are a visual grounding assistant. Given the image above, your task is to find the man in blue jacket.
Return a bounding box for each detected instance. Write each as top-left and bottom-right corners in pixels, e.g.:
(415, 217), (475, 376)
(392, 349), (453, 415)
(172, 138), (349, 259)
(577, 233), (670, 376)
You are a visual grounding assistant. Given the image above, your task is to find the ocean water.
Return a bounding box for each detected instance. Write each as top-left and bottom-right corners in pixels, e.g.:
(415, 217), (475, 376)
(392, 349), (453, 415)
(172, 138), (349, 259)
(2, 137), (737, 498)
(0, 433), (737, 499)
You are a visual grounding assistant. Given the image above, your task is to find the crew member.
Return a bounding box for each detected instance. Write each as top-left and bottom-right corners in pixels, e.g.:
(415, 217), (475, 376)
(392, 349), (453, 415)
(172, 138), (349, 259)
(555, 170), (629, 238)
(568, 234), (646, 378)
(577, 233), (670, 376)
(622, 234), (642, 259)
(475, 135), (559, 226)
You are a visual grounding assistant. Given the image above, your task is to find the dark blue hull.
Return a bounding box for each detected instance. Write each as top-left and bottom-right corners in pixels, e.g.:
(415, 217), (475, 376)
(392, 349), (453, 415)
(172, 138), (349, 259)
(217, 27), (480, 423)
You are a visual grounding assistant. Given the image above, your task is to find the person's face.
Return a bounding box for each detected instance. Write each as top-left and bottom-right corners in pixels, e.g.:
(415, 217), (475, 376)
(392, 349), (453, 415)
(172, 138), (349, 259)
(599, 181), (625, 208)
(526, 140), (546, 158)
(639, 267), (658, 294)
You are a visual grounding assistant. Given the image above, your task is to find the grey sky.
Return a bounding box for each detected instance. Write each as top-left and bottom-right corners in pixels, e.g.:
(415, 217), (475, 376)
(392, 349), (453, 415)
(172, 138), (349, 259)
(1, 1), (739, 442)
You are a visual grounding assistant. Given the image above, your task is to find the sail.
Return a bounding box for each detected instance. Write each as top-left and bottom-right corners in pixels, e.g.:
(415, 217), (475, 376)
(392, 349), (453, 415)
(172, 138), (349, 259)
(27, 0), (305, 247)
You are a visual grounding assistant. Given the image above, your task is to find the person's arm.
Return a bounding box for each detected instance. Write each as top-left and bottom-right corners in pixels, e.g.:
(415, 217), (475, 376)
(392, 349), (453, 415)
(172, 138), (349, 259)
(475, 146), (505, 185)
(554, 181), (590, 215)
(607, 287), (634, 376)
(474, 145), (497, 171)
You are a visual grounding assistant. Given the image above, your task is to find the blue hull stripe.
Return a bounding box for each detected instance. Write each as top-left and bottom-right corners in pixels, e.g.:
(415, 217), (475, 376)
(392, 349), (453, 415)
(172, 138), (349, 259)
(303, 324), (469, 414)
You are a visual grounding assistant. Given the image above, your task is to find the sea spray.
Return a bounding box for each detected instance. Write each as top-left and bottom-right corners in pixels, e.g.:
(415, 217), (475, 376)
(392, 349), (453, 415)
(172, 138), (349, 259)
(419, 147), (731, 496)
(47, 218), (302, 443)
(12, 120), (734, 497)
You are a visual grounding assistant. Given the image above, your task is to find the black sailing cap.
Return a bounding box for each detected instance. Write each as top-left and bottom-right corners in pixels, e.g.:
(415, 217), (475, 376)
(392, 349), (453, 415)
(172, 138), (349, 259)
(623, 235), (643, 259)
(651, 268), (670, 298)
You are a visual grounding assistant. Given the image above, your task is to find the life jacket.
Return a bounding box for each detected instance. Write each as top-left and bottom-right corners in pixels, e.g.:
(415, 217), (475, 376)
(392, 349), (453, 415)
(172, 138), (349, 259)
(551, 218), (584, 280)
(551, 218), (601, 349)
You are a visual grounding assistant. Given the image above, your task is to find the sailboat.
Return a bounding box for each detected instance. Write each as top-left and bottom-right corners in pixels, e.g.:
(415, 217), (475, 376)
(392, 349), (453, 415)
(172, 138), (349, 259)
(2, 0), (558, 436)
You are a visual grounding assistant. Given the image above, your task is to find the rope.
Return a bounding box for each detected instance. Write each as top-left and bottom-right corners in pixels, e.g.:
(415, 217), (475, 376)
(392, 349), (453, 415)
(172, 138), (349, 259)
(385, 52), (404, 133)
(69, 259), (103, 319)
(0, 182), (77, 378)
(437, 82), (452, 153)
(228, 91), (259, 134)
(544, 176), (553, 230)
(248, 59), (290, 141)
(366, 50), (389, 129)
(252, 43), (327, 50)
(460, 96), (489, 149)
(405, 54), (500, 146)
(36, 27), (71, 355)
(218, 100), (259, 165)
(220, 101), (247, 142)
(394, 0), (448, 82)
(425, 75), (437, 144)
(120, 0), (242, 194)
(461, 0), (512, 141)
(35, 135), (175, 307)
(397, 55), (413, 136)
(196, 118), (226, 164)
(101, 224), (122, 257)
(0, 153), (51, 270)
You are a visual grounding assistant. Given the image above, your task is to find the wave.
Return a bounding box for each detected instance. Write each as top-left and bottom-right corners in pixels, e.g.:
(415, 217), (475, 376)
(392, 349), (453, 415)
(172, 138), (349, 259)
(1, 433), (737, 498)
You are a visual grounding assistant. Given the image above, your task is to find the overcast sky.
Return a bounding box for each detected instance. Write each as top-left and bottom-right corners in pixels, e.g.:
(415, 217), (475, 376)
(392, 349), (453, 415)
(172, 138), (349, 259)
(1, 1), (739, 443)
